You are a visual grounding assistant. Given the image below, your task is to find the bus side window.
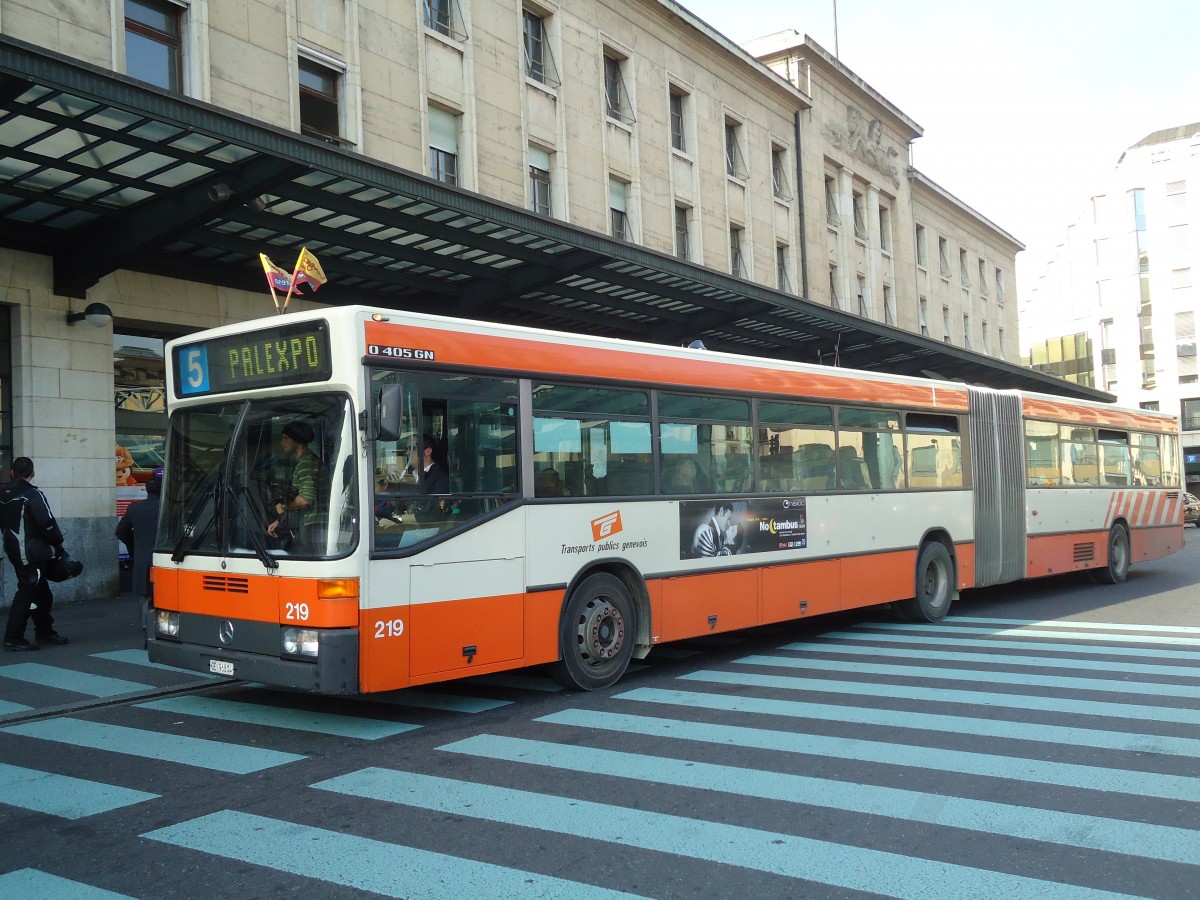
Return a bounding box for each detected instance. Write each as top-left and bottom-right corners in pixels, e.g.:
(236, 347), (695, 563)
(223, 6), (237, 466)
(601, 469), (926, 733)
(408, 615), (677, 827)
(796, 442), (835, 490)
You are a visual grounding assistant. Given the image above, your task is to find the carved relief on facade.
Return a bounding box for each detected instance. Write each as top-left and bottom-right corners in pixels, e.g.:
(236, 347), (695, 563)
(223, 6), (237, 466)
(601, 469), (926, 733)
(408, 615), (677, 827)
(824, 106), (902, 187)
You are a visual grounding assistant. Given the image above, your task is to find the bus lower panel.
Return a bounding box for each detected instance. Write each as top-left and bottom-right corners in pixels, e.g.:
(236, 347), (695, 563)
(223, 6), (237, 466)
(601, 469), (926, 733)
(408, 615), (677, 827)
(148, 630), (359, 695)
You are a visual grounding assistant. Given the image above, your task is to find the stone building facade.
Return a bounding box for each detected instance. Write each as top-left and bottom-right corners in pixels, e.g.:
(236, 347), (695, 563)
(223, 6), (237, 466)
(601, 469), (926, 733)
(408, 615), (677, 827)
(0, 0), (1023, 601)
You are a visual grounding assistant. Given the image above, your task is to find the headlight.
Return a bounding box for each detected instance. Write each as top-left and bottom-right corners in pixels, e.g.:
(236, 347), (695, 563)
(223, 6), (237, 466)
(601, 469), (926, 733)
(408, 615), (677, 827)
(156, 610), (180, 638)
(282, 627), (319, 658)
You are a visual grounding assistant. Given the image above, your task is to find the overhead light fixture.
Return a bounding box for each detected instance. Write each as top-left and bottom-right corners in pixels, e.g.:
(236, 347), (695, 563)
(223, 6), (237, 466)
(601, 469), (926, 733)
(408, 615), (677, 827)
(207, 183), (233, 203)
(66, 302), (113, 328)
(245, 195), (268, 212)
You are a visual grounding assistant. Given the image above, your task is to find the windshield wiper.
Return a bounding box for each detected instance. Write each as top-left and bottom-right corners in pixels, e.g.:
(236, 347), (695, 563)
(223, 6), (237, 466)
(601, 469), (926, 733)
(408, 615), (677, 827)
(227, 482), (279, 570)
(171, 468), (222, 563)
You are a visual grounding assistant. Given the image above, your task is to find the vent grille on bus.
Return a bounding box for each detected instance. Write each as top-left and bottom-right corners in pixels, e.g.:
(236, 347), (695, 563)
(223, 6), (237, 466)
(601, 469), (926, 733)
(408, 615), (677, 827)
(1074, 543), (1096, 563)
(201, 575), (251, 594)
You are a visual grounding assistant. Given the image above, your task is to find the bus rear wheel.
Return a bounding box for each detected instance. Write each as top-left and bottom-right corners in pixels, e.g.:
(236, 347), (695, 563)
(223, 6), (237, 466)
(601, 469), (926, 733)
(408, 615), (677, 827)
(552, 572), (636, 690)
(898, 541), (956, 622)
(1091, 524), (1130, 585)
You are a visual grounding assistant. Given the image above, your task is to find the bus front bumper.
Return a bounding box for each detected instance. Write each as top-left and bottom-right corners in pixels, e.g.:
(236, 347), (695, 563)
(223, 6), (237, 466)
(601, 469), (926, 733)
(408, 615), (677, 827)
(147, 612), (359, 694)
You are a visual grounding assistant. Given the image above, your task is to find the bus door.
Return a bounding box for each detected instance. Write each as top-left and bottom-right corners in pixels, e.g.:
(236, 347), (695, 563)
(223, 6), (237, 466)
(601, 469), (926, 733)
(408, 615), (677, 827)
(968, 387), (1026, 586)
(371, 370), (524, 681)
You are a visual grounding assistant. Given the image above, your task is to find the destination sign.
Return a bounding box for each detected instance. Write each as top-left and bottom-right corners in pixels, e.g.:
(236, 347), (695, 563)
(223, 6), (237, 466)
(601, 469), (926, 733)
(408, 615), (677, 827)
(173, 320), (333, 397)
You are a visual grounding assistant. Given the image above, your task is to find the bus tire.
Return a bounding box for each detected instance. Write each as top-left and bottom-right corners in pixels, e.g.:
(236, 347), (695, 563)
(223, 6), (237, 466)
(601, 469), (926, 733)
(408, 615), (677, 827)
(552, 572), (636, 690)
(1092, 524), (1130, 585)
(898, 541), (956, 622)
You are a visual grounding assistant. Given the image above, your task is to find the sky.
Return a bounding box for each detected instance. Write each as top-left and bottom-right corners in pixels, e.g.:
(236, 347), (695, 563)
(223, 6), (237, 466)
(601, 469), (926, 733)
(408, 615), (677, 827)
(679, 0), (1199, 296)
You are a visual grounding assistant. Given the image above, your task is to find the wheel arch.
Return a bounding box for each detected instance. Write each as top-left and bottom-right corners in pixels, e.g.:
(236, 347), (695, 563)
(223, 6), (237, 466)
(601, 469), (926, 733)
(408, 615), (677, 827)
(562, 558), (652, 660)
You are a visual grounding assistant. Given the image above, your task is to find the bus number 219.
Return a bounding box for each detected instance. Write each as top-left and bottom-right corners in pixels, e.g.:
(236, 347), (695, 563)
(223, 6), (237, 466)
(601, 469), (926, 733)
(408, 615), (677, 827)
(375, 618), (405, 638)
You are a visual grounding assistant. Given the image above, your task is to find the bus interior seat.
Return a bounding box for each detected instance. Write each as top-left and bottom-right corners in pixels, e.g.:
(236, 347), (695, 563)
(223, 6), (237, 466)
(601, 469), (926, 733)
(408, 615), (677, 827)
(909, 445), (939, 487)
(761, 453), (793, 491)
(604, 459), (651, 496)
(721, 451), (751, 492)
(797, 444), (834, 490)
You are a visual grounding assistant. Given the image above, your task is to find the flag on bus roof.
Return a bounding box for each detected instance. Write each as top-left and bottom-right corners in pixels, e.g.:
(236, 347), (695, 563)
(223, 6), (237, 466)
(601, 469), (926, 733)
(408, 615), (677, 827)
(292, 247), (327, 293)
(260, 253), (293, 292)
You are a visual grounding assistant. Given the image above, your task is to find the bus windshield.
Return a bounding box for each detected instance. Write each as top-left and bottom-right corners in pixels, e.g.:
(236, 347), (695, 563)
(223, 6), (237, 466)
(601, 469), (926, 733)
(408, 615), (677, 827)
(160, 393), (359, 561)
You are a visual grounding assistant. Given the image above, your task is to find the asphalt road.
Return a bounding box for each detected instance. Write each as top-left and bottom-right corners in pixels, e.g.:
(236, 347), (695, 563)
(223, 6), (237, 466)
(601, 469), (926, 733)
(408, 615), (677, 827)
(2, 528), (1199, 899)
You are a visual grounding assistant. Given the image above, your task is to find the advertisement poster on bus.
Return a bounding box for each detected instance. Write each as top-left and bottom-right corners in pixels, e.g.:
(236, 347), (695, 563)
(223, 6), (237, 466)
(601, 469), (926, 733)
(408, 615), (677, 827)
(678, 497), (807, 559)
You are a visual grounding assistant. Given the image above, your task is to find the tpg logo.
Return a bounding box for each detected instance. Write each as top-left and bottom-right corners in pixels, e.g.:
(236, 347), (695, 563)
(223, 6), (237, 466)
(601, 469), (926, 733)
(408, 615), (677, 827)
(590, 510), (623, 541)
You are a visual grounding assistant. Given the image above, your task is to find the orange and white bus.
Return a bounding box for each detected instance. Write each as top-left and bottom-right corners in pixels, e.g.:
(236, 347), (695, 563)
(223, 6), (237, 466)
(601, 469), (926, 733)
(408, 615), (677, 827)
(147, 306), (1185, 692)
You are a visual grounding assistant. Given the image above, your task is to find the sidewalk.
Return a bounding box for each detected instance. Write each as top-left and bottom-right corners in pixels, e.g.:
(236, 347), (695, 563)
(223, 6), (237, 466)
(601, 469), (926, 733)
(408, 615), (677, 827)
(4, 593), (146, 662)
(0, 594), (218, 722)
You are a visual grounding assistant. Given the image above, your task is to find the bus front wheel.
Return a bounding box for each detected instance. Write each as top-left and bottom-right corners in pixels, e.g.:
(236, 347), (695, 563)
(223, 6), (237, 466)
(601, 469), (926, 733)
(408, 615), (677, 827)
(552, 572), (636, 690)
(898, 541), (956, 622)
(1092, 524), (1130, 585)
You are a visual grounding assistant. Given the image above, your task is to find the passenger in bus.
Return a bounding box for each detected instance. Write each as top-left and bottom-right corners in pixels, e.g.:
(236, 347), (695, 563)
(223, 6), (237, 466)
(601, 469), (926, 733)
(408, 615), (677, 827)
(374, 474), (403, 529)
(536, 467), (564, 497)
(267, 421), (325, 552)
(414, 434), (449, 494)
(662, 456), (700, 494)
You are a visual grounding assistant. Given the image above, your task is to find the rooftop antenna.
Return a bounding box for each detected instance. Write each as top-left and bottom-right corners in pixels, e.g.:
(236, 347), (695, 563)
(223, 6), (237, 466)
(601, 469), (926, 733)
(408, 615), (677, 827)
(833, 0), (840, 58)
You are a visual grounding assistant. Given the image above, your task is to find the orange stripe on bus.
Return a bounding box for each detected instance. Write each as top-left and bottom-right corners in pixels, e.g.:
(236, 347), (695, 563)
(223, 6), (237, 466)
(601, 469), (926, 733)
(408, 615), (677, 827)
(1103, 493), (1119, 528)
(152, 570), (358, 627)
(1130, 492), (1147, 526)
(1021, 396), (1178, 433)
(365, 320), (971, 411)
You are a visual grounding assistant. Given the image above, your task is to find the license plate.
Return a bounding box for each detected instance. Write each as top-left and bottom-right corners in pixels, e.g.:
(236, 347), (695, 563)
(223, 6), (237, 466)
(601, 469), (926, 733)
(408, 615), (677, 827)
(209, 659), (235, 676)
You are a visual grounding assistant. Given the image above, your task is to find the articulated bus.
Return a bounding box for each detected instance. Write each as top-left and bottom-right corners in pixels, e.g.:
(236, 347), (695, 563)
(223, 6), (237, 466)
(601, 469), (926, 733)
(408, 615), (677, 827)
(147, 306), (1185, 693)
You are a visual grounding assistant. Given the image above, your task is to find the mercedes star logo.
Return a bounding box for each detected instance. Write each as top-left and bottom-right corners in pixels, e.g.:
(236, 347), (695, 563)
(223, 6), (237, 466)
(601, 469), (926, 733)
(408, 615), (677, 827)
(218, 620), (235, 644)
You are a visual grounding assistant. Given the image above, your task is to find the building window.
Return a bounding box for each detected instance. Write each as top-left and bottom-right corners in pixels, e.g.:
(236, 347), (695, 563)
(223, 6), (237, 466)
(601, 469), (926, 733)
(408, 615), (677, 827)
(978, 258), (989, 295)
(730, 225), (745, 277)
(958, 248), (971, 286)
(428, 106), (459, 186)
(942, 305), (951, 342)
(725, 119), (747, 179)
(856, 274), (869, 317)
(963, 313), (972, 349)
(995, 267), (1005, 303)
(938, 236), (951, 279)
(528, 145), (552, 216)
(825, 175), (840, 227)
(918, 297), (930, 336)
(1140, 401), (1160, 411)
(125, 0), (183, 92)
(1182, 398), (1200, 431)
(603, 52), (634, 124)
(852, 190), (867, 241)
(982, 321), (990, 354)
(915, 224), (927, 269)
(883, 285), (895, 326)
(669, 88), (687, 153)
(523, 9), (560, 88)
(298, 55), (342, 142)
(424, 0), (466, 40)
(878, 203), (892, 254)
(609, 177), (629, 241)
(771, 146), (792, 201)
(776, 244), (791, 292)
(830, 265), (842, 309)
(998, 327), (1005, 355)
(674, 205), (690, 260)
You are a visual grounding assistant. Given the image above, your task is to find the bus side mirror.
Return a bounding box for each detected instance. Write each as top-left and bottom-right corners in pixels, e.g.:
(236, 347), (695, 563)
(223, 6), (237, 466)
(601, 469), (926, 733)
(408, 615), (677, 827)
(377, 384), (404, 442)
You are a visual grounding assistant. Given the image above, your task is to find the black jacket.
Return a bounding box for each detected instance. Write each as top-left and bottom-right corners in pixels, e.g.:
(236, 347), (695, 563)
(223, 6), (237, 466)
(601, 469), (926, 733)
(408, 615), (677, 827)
(0, 478), (63, 566)
(116, 494), (161, 596)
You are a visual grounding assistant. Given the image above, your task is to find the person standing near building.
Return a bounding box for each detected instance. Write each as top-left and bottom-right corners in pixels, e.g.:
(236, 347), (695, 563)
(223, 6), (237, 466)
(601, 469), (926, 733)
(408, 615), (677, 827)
(115, 475), (162, 598)
(1, 457), (69, 650)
